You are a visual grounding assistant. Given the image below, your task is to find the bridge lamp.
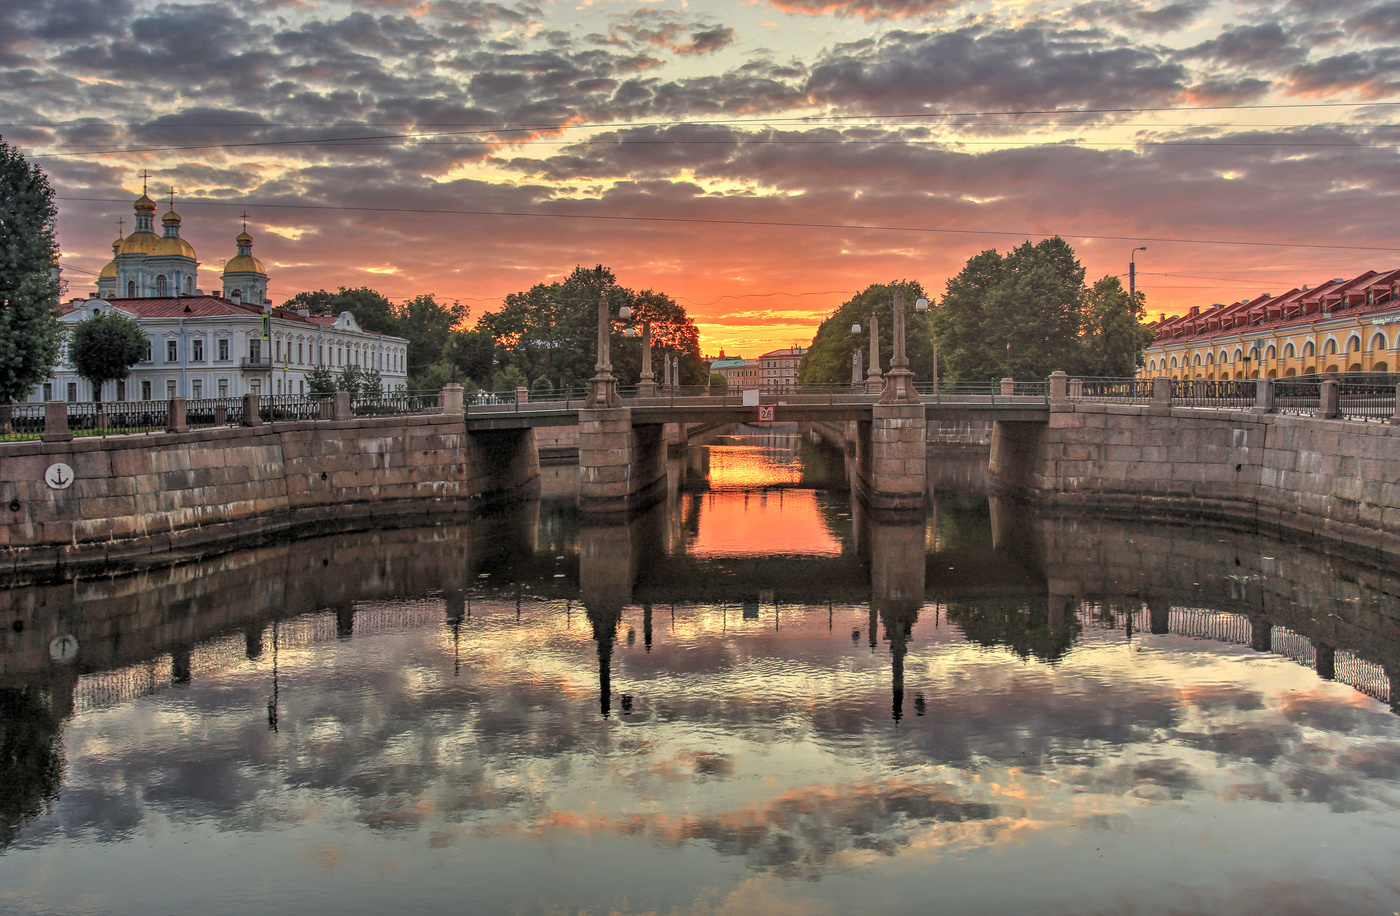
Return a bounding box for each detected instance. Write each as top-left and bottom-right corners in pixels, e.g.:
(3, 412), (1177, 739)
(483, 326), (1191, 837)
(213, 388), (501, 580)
(618, 305), (632, 320)
(851, 321), (862, 334)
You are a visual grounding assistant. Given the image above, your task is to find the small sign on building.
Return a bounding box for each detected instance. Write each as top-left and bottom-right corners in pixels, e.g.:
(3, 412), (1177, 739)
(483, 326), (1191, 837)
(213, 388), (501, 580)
(757, 406), (775, 422)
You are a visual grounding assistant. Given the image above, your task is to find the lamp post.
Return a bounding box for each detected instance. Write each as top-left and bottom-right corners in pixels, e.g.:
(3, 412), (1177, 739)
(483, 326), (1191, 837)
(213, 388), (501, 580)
(913, 296), (934, 391)
(851, 314), (881, 392)
(1130, 246), (1147, 301)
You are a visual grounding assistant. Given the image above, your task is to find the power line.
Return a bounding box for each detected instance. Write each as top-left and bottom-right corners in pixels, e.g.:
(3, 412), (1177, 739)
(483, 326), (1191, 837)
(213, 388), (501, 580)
(54, 195), (1400, 254)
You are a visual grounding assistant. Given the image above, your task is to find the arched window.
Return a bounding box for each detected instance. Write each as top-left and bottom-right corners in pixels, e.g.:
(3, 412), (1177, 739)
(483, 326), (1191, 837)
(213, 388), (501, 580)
(1284, 342), (1296, 359)
(1346, 335), (1361, 353)
(185, 275), (193, 293)
(1206, 353), (1214, 365)
(1193, 353), (1203, 366)
(1232, 348), (1243, 363)
(1266, 344), (1276, 360)
(1304, 341), (1315, 357)
(1170, 356), (1178, 369)
(1323, 338), (1338, 355)
(1219, 350), (1229, 364)
(156, 275), (168, 296)
(127, 280), (136, 297)
(1371, 332), (1388, 352)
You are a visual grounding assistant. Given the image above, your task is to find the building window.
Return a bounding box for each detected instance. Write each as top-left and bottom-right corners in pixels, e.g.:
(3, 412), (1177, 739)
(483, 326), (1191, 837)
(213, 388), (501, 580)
(249, 338), (262, 361)
(141, 380), (152, 401)
(166, 340), (178, 362)
(127, 280), (136, 297)
(318, 344), (324, 364)
(156, 275), (168, 296)
(145, 340), (153, 362)
(192, 338), (204, 361)
(218, 378), (228, 397)
(42, 383), (51, 400)
(116, 380), (126, 401)
(67, 382), (77, 402)
(298, 342), (304, 364)
(299, 379), (304, 395)
(218, 338), (229, 361)
(276, 339), (282, 361)
(192, 379), (202, 398)
(250, 379), (261, 395)
(166, 380), (176, 399)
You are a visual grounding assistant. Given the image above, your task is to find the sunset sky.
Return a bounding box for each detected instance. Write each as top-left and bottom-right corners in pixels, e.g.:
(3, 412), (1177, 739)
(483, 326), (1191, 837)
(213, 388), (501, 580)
(8, 0), (1400, 355)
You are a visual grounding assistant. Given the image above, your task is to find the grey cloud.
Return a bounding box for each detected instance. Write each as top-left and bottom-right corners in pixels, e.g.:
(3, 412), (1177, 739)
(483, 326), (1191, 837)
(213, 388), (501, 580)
(1346, 1), (1400, 41)
(805, 26), (1189, 115)
(680, 27), (736, 56)
(1071, 0), (1211, 34)
(1180, 22), (1306, 68)
(767, 0), (962, 22)
(1288, 49), (1400, 97)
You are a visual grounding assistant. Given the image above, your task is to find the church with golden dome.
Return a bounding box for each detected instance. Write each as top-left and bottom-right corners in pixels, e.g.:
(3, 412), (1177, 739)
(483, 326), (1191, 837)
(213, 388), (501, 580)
(96, 185), (268, 304)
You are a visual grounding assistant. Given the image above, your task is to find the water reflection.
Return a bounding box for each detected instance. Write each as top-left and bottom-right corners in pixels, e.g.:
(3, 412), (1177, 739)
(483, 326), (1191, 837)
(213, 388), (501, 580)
(1, 432), (1399, 914)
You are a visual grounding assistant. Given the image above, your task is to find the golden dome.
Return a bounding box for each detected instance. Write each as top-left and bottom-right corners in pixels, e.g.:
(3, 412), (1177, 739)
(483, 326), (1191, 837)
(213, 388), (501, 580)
(162, 208), (182, 226)
(151, 235), (197, 259)
(98, 261), (117, 279)
(134, 193), (157, 213)
(119, 230), (159, 256)
(236, 229), (253, 245)
(223, 254), (265, 274)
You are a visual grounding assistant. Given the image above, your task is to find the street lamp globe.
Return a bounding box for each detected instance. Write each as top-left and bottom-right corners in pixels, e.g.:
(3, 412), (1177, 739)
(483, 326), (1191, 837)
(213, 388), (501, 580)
(851, 322), (862, 334)
(915, 297), (930, 312)
(618, 305), (632, 320)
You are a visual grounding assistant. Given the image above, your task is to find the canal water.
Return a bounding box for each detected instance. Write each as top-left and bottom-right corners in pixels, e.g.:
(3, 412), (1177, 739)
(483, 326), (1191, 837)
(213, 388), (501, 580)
(2, 430), (1400, 915)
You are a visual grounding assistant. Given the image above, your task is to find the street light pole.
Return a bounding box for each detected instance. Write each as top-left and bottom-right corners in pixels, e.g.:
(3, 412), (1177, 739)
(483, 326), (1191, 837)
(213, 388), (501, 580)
(1130, 246), (1147, 301)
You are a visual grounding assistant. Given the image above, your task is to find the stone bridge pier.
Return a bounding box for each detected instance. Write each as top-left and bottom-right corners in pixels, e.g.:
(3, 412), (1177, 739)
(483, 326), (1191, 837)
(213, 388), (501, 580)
(853, 403), (928, 514)
(578, 408), (668, 515)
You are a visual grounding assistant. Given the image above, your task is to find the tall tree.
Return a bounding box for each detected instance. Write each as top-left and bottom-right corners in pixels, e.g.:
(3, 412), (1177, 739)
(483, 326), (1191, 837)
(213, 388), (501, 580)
(0, 138), (64, 403)
(798, 281), (934, 385)
(67, 310), (148, 403)
(282, 287), (398, 335)
(1080, 276), (1154, 377)
(934, 237), (1088, 382)
(479, 266), (703, 389)
(398, 293), (469, 384)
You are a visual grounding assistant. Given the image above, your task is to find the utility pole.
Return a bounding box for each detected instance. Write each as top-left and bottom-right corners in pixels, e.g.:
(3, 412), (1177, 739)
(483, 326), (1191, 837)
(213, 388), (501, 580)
(1130, 247), (1147, 301)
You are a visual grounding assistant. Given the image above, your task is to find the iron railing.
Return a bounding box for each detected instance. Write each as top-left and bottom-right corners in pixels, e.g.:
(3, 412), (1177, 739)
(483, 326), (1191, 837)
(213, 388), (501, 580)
(1274, 377), (1321, 415)
(65, 401), (169, 436)
(1339, 379), (1398, 421)
(0, 403), (48, 441)
(256, 395), (323, 422)
(186, 398), (245, 428)
(1171, 379), (1256, 409)
(352, 391), (442, 417)
(1071, 377), (1153, 404)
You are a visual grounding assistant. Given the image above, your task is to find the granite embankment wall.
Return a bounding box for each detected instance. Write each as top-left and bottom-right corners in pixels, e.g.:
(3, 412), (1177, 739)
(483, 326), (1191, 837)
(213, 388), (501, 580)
(0, 414), (537, 574)
(991, 402), (1400, 557)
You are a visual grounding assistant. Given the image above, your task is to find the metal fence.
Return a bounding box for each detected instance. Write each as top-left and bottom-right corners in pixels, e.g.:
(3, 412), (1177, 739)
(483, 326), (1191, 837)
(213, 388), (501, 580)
(1171, 378), (1256, 409)
(0, 403), (47, 441)
(256, 394), (323, 422)
(186, 397), (245, 428)
(1274, 377), (1321, 415)
(1071, 377), (1153, 404)
(352, 391), (442, 416)
(1339, 378), (1398, 421)
(65, 400), (170, 436)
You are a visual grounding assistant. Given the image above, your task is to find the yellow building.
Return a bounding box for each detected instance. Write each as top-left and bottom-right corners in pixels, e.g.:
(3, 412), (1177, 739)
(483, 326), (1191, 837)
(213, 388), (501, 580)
(1142, 269), (1400, 379)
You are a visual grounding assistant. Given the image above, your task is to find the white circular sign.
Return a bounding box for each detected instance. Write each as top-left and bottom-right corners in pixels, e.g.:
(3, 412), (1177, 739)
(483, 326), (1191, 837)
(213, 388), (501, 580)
(49, 634), (79, 662)
(44, 463), (74, 490)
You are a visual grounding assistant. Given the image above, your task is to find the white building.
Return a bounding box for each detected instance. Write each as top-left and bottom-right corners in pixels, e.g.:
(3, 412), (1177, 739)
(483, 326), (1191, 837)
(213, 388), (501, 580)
(31, 191), (408, 403)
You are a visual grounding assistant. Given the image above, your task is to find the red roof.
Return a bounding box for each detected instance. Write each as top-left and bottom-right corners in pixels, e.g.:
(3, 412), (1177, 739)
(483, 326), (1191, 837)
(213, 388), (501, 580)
(1152, 269), (1400, 344)
(63, 296), (333, 328)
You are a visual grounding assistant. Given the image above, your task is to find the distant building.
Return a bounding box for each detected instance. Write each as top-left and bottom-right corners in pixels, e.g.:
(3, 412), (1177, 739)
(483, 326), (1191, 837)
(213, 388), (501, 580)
(709, 351), (760, 392)
(34, 191), (408, 402)
(1141, 269), (1400, 379)
(756, 346), (808, 392)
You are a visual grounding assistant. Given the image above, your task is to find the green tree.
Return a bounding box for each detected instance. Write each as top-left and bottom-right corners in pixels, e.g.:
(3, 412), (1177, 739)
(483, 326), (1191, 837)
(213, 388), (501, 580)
(399, 293), (469, 386)
(67, 310), (147, 403)
(0, 138), (65, 403)
(0, 687), (65, 851)
(283, 287), (398, 335)
(478, 266), (703, 389)
(444, 328), (496, 386)
(1080, 276), (1154, 377)
(305, 364), (338, 395)
(934, 237), (1088, 382)
(708, 372), (727, 393)
(798, 281), (934, 385)
(932, 250), (1005, 384)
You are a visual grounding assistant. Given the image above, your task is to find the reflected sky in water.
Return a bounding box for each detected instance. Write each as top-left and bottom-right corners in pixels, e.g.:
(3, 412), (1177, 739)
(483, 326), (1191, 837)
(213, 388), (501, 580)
(2, 432), (1400, 915)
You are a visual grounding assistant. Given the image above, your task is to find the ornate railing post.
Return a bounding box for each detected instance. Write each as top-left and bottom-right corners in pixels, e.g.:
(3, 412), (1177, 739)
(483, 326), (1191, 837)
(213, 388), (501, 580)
(1318, 379), (1340, 419)
(586, 297), (620, 408)
(880, 290), (919, 404)
(165, 396), (187, 433)
(42, 400), (71, 442)
(1049, 370), (1068, 407)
